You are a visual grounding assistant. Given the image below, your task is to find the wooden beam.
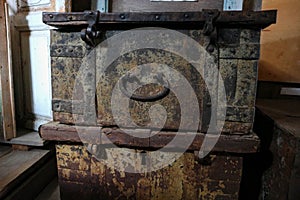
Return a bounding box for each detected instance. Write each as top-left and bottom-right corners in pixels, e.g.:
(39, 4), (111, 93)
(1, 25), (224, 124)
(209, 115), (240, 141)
(40, 122), (260, 153)
(0, 0), (16, 140)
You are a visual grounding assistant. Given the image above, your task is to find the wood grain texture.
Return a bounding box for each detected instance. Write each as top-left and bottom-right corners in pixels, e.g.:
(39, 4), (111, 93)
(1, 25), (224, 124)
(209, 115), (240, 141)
(0, 149), (51, 198)
(8, 131), (45, 146)
(255, 99), (300, 200)
(0, 1), (16, 140)
(4, 158), (57, 200)
(259, 0), (300, 83)
(256, 99), (300, 138)
(40, 122), (260, 153)
(111, 0), (223, 12)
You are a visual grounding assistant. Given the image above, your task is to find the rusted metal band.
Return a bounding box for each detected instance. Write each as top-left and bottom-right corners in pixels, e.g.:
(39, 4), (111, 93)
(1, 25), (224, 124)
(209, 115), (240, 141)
(43, 10), (277, 29)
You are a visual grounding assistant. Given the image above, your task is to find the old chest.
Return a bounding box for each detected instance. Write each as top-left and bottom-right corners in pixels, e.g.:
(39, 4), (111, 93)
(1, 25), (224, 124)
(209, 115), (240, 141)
(40, 0), (276, 199)
(45, 7), (276, 135)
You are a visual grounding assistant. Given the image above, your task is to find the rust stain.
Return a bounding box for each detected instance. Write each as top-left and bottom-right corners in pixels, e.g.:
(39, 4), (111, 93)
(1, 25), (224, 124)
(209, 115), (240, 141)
(56, 145), (242, 199)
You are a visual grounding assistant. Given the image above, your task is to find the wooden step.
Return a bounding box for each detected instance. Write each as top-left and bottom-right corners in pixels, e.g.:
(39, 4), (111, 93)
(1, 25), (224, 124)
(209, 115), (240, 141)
(0, 145), (12, 158)
(0, 130), (46, 147)
(0, 147), (55, 199)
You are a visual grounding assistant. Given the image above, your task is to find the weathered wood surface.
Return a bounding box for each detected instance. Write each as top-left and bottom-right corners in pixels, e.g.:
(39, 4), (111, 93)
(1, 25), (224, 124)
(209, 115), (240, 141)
(49, 27), (263, 134)
(0, 130), (45, 147)
(40, 122), (260, 153)
(46, 7), (277, 134)
(56, 144), (243, 200)
(111, 0), (223, 12)
(95, 34), (207, 130)
(0, 149), (51, 198)
(0, 1), (16, 140)
(4, 157), (57, 200)
(43, 10), (277, 29)
(255, 99), (300, 200)
(0, 145), (12, 158)
(256, 99), (300, 137)
(11, 144), (32, 151)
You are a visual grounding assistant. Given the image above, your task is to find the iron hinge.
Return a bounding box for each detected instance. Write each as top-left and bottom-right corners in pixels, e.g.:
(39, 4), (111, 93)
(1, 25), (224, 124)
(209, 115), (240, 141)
(81, 10), (101, 47)
(203, 9), (220, 53)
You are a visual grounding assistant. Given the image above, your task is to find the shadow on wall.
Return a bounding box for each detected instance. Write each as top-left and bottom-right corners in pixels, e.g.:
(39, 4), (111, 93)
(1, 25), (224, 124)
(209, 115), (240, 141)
(239, 109), (274, 200)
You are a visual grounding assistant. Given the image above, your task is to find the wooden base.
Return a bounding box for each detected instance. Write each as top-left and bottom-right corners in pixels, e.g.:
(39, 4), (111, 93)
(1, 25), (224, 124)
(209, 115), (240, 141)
(40, 121), (260, 154)
(56, 144), (243, 200)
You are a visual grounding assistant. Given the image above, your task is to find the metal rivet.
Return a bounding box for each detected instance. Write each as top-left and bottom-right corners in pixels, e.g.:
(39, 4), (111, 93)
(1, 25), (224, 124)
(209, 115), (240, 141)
(155, 15), (160, 20)
(230, 49), (236, 54)
(120, 14), (125, 19)
(184, 14), (189, 18)
(207, 45), (214, 53)
(49, 14), (53, 18)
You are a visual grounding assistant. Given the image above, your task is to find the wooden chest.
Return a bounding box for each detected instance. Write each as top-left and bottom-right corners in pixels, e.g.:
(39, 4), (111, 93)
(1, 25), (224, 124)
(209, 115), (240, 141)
(44, 9), (276, 134)
(41, 1), (277, 199)
(40, 122), (261, 200)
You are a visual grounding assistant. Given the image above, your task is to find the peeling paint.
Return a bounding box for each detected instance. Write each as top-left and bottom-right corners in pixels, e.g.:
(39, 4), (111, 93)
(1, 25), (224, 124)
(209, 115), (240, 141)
(56, 145), (242, 199)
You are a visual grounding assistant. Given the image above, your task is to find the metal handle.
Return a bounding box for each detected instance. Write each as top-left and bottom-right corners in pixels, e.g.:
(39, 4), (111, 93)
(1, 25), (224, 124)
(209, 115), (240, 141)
(119, 73), (170, 102)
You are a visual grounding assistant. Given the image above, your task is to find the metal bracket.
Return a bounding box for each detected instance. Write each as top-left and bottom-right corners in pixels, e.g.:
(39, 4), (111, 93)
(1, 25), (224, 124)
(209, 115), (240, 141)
(203, 9), (220, 35)
(203, 9), (220, 53)
(81, 11), (100, 47)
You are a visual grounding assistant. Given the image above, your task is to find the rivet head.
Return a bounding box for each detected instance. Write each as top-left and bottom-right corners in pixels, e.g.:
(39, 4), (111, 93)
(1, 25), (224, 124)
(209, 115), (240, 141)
(120, 14), (125, 19)
(184, 14), (189, 18)
(49, 14), (53, 18)
(155, 15), (160, 20)
(208, 10), (214, 15)
(207, 45), (214, 53)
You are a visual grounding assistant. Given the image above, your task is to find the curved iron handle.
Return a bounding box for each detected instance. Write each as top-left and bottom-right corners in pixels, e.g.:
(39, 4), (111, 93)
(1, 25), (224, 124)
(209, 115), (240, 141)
(119, 73), (170, 102)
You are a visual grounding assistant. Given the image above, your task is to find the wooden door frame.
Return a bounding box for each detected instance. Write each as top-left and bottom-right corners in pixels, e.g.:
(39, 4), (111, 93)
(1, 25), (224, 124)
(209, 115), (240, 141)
(0, 0), (16, 140)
